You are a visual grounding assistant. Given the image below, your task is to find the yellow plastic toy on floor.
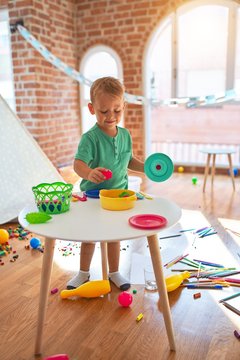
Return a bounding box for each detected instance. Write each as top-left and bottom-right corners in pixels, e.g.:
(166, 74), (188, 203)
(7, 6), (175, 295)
(60, 280), (111, 299)
(165, 271), (190, 292)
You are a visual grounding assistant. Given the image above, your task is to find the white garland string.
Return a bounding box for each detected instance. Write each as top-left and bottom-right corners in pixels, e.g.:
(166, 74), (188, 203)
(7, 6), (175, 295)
(17, 24), (238, 107)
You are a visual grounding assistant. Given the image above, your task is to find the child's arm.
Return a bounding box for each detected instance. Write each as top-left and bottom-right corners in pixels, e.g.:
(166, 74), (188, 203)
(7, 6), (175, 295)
(128, 157), (144, 173)
(74, 159), (106, 184)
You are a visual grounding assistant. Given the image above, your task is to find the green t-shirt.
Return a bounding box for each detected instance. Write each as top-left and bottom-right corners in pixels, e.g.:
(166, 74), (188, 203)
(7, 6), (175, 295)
(75, 124), (133, 191)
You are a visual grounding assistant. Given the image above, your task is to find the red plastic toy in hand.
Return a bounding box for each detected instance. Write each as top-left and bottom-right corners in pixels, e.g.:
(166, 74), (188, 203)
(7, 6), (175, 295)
(101, 169), (112, 180)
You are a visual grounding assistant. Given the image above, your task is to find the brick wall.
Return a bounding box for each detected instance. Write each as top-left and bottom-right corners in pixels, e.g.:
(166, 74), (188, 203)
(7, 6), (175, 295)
(8, 0), (80, 166)
(7, 0), (189, 166)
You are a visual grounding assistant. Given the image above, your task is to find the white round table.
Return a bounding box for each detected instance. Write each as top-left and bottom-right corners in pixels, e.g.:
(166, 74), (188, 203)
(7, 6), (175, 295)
(19, 197), (181, 355)
(199, 148), (236, 192)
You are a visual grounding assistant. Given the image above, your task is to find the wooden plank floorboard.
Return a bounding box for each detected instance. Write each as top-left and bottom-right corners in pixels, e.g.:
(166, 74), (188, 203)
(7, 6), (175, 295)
(0, 171), (239, 359)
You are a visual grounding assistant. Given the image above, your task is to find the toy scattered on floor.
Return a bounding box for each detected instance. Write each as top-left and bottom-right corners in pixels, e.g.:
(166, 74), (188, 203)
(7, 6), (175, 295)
(228, 168), (238, 177)
(43, 355), (69, 360)
(30, 237), (43, 252)
(25, 212), (52, 224)
(193, 292), (201, 299)
(136, 313), (143, 322)
(0, 228), (24, 264)
(118, 291), (133, 307)
(57, 241), (80, 257)
(101, 169), (112, 179)
(8, 225), (30, 240)
(0, 229), (10, 244)
(178, 166), (184, 173)
(51, 288), (58, 295)
(192, 177), (198, 185)
(60, 280), (111, 299)
(165, 271), (190, 292)
(0, 236), (12, 258)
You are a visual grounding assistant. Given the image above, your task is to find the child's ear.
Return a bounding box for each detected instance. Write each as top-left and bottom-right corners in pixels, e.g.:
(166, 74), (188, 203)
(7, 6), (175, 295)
(88, 102), (95, 115)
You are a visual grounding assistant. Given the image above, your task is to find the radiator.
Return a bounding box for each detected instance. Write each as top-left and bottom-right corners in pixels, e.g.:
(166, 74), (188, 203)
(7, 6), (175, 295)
(151, 142), (240, 168)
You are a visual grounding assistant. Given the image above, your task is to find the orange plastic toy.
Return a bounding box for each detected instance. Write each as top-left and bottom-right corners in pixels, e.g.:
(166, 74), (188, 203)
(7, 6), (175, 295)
(0, 229), (9, 244)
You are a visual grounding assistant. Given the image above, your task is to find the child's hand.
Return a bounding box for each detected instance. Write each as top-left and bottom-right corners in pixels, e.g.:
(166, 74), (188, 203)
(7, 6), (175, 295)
(88, 167), (109, 184)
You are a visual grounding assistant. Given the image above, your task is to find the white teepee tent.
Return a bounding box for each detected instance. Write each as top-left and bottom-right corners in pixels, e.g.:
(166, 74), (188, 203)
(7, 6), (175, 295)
(0, 95), (63, 224)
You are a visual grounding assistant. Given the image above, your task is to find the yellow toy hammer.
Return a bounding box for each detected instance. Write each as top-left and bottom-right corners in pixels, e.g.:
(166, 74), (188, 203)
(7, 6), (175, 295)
(60, 280), (111, 299)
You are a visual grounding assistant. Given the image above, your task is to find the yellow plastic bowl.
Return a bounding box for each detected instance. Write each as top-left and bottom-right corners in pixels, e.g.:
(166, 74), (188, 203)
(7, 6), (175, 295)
(99, 189), (137, 211)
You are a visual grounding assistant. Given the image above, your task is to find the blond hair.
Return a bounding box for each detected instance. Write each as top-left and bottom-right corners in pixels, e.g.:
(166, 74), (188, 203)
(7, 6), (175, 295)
(90, 76), (125, 103)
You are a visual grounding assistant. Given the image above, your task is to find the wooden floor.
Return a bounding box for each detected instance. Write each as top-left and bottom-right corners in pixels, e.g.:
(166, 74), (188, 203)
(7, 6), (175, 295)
(1, 170), (240, 360)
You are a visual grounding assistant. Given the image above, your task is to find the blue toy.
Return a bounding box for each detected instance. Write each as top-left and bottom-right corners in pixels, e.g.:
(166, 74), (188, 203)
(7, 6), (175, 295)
(228, 168), (238, 177)
(30, 237), (43, 252)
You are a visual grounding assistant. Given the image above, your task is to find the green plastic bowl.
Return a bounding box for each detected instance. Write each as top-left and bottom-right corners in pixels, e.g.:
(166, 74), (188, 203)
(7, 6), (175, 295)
(32, 182), (73, 214)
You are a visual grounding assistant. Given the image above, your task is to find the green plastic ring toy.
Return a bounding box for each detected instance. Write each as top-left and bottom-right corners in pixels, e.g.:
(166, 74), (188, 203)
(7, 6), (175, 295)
(144, 153), (174, 182)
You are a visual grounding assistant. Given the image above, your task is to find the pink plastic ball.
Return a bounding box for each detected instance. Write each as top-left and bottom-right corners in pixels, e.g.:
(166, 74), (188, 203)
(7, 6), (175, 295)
(118, 291), (133, 307)
(101, 169), (112, 180)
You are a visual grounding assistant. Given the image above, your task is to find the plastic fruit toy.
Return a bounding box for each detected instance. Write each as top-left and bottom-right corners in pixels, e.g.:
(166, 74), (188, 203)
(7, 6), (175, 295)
(101, 169), (112, 180)
(25, 212), (52, 224)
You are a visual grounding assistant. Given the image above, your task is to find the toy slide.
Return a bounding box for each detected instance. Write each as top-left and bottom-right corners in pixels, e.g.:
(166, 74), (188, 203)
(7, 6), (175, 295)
(61, 280), (111, 299)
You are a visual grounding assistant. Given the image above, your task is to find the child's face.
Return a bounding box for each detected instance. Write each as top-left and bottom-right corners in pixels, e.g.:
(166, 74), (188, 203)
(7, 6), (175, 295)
(88, 92), (125, 135)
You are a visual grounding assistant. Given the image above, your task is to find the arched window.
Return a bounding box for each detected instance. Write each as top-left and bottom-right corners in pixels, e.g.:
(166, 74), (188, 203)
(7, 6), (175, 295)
(144, 0), (240, 167)
(80, 46), (123, 134)
(0, 8), (15, 110)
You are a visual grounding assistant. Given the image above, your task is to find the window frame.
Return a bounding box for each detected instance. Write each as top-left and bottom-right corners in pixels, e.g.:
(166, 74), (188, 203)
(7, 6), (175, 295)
(143, 0), (240, 156)
(176, 0), (239, 94)
(0, 8), (15, 111)
(79, 45), (123, 134)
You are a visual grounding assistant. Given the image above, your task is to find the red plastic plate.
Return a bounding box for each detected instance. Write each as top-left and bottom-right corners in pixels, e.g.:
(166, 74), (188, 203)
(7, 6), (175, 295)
(128, 214), (167, 229)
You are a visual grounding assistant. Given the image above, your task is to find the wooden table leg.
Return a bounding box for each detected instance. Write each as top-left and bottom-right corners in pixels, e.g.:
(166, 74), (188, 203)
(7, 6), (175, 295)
(203, 153), (211, 192)
(147, 234), (176, 351)
(100, 242), (108, 280)
(227, 154), (235, 191)
(211, 154), (216, 188)
(35, 237), (56, 355)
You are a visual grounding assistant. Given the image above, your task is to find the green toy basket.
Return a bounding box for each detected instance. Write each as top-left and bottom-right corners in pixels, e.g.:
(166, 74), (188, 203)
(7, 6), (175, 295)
(32, 182), (73, 214)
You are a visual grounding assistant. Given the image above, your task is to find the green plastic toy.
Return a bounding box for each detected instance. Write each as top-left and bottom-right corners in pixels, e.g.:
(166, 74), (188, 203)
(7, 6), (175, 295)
(144, 153), (174, 182)
(32, 182), (73, 214)
(119, 191), (130, 198)
(25, 212), (52, 224)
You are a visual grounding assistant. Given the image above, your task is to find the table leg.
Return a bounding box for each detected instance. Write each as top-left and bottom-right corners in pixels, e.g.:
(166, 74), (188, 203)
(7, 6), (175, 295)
(203, 153), (211, 192)
(211, 154), (216, 188)
(35, 237), (56, 355)
(227, 154), (235, 191)
(100, 242), (108, 280)
(147, 234), (176, 351)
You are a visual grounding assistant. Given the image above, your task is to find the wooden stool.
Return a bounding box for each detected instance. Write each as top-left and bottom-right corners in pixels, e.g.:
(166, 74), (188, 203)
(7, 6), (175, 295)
(200, 148), (236, 192)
